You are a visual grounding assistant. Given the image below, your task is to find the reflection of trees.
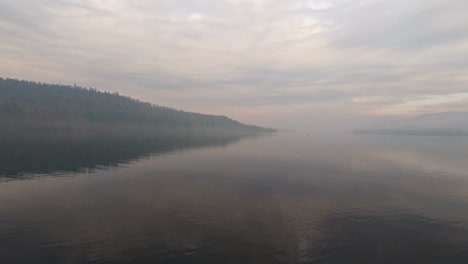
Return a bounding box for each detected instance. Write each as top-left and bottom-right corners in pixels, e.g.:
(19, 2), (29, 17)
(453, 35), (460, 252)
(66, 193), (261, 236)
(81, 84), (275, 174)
(0, 132), (247, 178)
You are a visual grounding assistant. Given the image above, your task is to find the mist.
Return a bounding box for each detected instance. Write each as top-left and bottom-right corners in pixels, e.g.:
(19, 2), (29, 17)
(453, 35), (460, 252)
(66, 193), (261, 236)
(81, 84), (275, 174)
(1, 0), (468, 131)
(2, 1), (468, 263)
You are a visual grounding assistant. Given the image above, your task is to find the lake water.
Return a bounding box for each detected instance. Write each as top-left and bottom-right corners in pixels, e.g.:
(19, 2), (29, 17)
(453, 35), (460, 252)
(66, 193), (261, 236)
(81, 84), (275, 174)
(1, 133), (468, 263)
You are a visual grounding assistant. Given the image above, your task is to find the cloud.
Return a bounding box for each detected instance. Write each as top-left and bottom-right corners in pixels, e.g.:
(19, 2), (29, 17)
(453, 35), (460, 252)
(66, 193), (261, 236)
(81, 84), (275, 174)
(187, 13), (205, 23)
(327, 0), (468, 51)
(0, 0), (467, 128)
(373, 93), (468, 116)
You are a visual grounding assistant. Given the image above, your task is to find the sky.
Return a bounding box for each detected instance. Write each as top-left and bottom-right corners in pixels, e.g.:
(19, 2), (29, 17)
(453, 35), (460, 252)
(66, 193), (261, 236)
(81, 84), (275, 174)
(1, 0), (467, 129)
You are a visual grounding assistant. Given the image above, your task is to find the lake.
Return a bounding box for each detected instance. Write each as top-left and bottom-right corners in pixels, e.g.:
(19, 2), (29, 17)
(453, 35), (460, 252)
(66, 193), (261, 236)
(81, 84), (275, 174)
(1, 133), (468, 263)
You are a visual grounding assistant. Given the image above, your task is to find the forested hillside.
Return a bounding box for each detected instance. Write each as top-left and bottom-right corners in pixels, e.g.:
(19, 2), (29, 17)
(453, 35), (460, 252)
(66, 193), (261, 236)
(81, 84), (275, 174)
(0, 78), (275, 134)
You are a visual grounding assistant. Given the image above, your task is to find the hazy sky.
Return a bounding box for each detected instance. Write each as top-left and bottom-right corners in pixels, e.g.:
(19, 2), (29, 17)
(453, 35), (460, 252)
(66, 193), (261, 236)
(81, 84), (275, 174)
(1, 0), (467, 129)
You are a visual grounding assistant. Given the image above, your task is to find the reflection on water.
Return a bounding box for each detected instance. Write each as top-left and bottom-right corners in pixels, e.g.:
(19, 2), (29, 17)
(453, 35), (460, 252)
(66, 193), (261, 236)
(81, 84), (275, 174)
(0, 133), (247, 178)
(0, 133), (468, 263)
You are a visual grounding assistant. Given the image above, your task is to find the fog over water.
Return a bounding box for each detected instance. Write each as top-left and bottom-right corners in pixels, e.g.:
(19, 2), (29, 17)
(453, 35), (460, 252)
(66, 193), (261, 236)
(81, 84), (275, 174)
(1, 1), (468, 263)
(1, 133), (468, 263)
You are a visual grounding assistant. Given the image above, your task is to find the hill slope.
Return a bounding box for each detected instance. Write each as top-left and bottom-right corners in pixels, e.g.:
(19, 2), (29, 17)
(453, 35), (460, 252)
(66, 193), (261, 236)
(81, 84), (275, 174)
(0, 78), (275, 134)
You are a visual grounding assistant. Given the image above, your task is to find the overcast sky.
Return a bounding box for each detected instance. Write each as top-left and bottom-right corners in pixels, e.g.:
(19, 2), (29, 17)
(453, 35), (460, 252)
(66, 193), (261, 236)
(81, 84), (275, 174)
(1, 0), (467, 129)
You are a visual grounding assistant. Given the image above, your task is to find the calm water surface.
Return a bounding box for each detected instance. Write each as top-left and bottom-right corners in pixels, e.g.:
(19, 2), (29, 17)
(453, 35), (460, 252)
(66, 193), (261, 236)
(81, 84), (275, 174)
(1, 133), (468, 263)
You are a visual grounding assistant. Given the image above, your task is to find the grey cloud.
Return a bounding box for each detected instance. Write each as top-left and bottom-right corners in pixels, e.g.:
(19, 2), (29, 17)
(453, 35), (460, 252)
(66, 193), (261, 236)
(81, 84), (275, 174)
(195, 89), (351, 107)
(328, 0), (468, 51)
(1, 0), (468, 129)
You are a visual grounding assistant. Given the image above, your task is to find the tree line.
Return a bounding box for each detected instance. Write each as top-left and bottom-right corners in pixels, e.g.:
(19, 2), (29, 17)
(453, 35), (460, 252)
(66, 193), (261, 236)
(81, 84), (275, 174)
(0, 77), (276, 133)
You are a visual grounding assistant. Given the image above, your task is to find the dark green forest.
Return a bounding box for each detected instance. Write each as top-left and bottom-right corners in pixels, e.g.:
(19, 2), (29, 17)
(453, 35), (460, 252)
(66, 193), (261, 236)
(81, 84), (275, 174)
(0, 78), (275, 136)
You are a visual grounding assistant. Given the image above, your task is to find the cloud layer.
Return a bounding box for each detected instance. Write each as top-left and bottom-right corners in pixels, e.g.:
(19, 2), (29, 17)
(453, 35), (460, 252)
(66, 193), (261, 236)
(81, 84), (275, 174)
(1, 0), (467, 128)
